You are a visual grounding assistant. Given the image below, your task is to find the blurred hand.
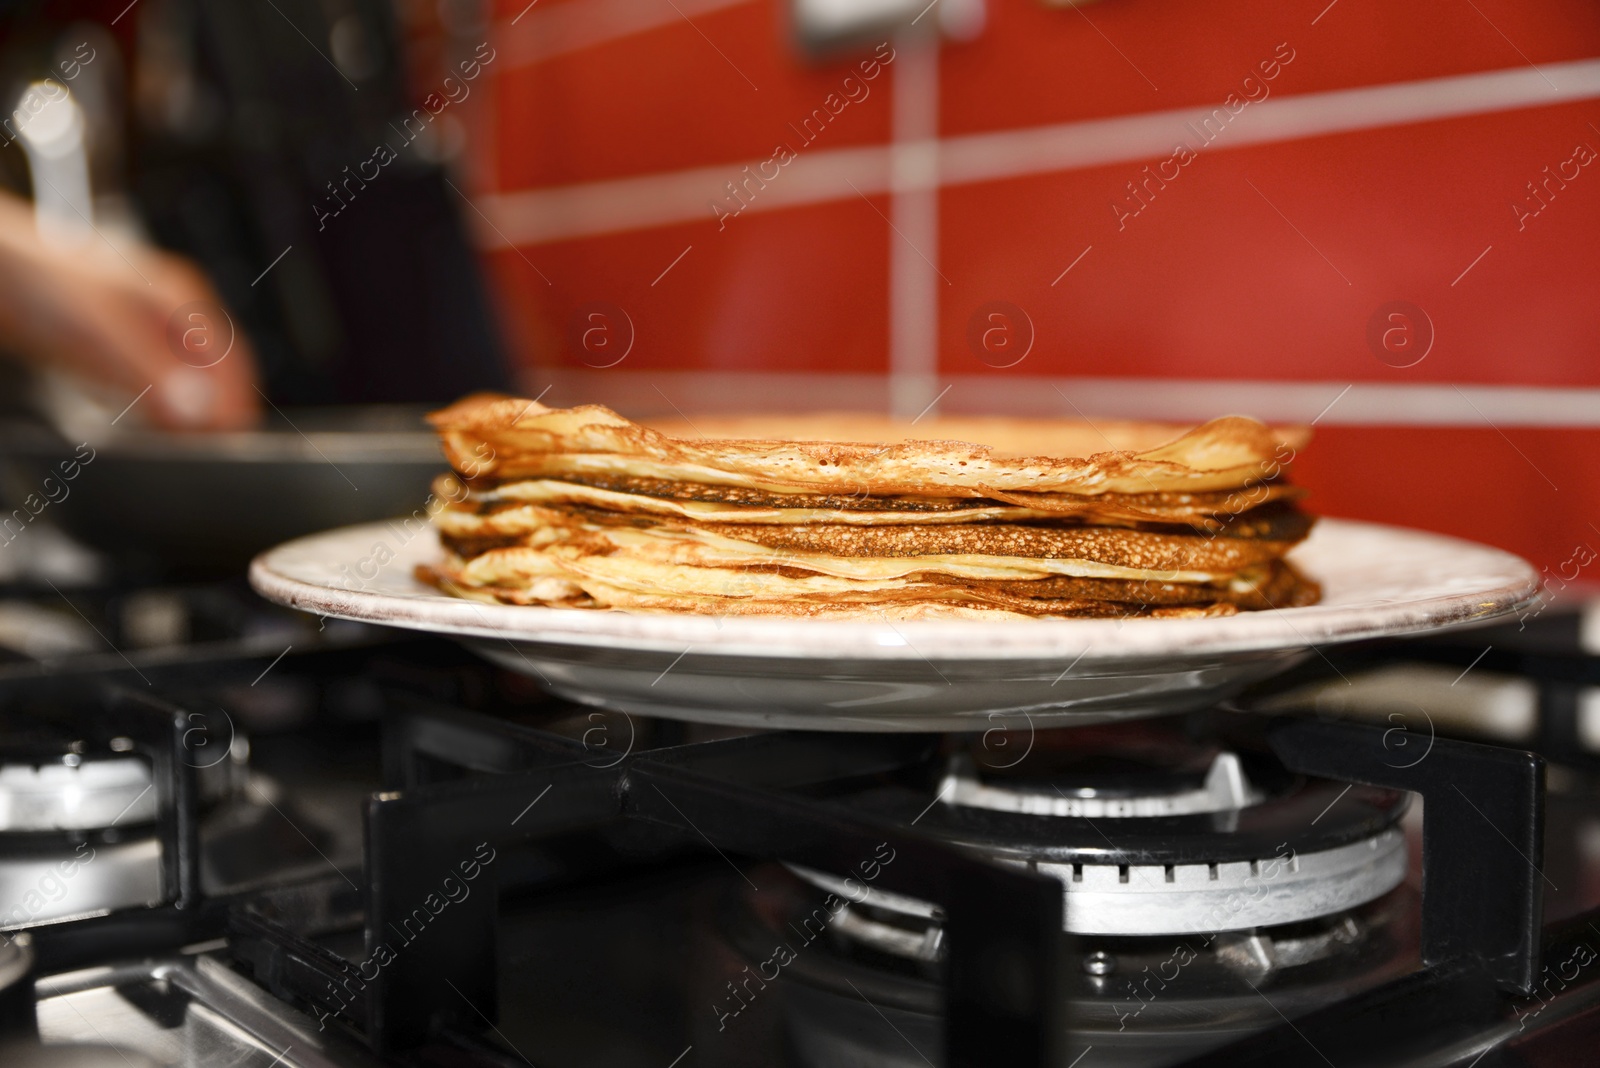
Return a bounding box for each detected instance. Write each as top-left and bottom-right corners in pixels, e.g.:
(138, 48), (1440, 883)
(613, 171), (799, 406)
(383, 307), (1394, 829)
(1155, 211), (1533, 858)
(0, 191), (259, 431)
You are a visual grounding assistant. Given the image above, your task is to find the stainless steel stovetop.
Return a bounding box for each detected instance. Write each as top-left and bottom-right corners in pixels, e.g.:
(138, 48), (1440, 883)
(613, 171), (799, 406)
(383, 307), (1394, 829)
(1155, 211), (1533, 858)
(1, 581), (1599, 1067)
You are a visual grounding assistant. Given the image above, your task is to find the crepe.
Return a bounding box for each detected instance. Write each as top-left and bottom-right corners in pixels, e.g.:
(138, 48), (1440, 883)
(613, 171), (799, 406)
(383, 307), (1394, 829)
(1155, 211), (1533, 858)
(430, 395), (1310, 496)
(422, 396), (1320, 619)
(458, 475), (1306, 529)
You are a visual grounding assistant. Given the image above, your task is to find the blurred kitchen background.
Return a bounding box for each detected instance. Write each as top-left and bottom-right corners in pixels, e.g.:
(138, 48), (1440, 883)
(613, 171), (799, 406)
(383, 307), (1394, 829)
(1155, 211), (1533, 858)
(0, 0), (1595, 581)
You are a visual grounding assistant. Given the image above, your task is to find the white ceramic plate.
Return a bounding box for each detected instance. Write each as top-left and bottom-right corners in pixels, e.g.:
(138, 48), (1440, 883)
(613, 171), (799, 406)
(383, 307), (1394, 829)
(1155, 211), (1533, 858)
(249, 519), (1537, 732)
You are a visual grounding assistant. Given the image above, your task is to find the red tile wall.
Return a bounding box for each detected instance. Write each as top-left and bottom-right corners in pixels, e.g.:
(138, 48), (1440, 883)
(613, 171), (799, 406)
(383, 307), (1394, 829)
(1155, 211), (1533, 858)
(410, 0), (1600, 573)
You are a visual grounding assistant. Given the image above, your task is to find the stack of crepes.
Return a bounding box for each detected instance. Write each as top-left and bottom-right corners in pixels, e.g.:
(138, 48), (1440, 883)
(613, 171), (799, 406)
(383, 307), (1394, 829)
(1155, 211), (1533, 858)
(420, 395), (1321, 620)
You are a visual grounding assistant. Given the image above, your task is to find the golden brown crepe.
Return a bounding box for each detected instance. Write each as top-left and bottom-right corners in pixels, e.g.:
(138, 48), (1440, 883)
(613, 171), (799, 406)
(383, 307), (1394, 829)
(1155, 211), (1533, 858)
(431, 396), (1309, 495)
(421, 395), (1319, 620)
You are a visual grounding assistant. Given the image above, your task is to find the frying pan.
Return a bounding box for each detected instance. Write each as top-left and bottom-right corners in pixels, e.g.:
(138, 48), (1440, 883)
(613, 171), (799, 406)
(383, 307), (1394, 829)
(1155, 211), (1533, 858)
(0, 405), (446, 579)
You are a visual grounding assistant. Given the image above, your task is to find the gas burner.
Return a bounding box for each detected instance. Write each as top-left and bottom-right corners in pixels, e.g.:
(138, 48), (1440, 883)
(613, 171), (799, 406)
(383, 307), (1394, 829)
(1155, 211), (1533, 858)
(938, 750), (1262, 818)
(792, 820), (1407, 938)
(750, 721), (1419, 1065)
(787, 723), (1412, 938)
(0, 742), (169, 929)
(0, 682), (350, 946)
(0, 706), (247, 833)
(0, 706), (255, 927)
(730, 862), (1419, 1068)
(0, 755), (156, 832)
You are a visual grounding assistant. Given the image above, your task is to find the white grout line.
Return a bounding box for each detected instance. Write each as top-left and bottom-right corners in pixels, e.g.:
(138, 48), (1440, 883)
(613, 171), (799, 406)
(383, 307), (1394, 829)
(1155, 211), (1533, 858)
(531, 369), (1600, 427)
(477, 57), (1600, 248)
(1309, 384), (1353, 426)
(888, 36), (942, 420)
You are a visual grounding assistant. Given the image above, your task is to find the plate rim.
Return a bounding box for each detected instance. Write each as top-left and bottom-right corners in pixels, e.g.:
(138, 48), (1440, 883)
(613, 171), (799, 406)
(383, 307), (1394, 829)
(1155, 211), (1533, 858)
(248, 517), (1539, 662)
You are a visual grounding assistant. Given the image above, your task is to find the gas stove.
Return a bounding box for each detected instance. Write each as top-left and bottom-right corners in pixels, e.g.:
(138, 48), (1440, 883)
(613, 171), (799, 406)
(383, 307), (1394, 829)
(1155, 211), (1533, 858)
(0, 589), (1597, 1068)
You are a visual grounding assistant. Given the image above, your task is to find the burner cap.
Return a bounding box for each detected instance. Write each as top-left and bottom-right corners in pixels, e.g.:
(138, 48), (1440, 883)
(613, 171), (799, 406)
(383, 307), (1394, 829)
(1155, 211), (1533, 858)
(800, 729), (1412, 937)
(0, 757), (155, 833)
(942, 751), (1263, 818)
